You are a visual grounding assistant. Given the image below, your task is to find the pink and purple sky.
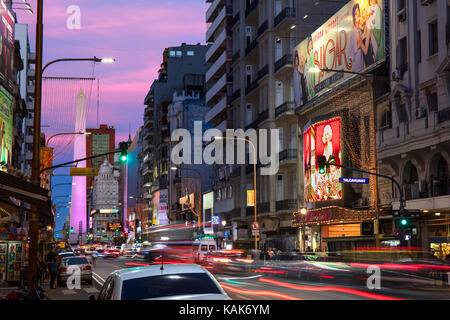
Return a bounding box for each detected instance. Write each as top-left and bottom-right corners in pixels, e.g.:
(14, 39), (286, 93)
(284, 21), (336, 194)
(14, 0), (208, 230)
(16, 0), (208, 144)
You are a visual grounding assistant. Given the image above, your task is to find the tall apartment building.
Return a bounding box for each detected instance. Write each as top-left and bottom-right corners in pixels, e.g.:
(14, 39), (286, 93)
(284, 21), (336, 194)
(377, 0), (450, 252)
(167, 92), (214, 224)
(85, 124), (115, 226)
(142, 43), (210, 226)
(205, 0), (346, 251)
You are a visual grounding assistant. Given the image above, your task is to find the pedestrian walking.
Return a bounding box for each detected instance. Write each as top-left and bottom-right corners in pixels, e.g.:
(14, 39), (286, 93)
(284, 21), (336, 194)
(268, 248), (275, 260)
(48, 255), (58, 289)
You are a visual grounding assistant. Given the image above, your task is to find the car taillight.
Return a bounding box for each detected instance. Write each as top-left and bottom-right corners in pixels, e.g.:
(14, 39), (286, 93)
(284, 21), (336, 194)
(60, 267), (67, 272)
(83, 265), (91, 271)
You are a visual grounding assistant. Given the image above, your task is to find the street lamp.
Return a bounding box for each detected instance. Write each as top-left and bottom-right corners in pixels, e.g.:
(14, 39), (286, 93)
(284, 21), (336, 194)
(42, 56), (116, 75)
(214, 136), (258, 252)
(46, 132), (91, 148)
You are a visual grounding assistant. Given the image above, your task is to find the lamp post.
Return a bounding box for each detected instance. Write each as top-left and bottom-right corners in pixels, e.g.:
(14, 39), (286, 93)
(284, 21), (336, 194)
(171, 167), (203, 233)
(28, 0), (115, 286)
(215, 136), (258, 251)
(46, 132), (91, 148)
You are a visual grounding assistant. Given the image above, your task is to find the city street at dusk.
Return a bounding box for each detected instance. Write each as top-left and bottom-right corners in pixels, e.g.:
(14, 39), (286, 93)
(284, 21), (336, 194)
(0, 0), (449, 313)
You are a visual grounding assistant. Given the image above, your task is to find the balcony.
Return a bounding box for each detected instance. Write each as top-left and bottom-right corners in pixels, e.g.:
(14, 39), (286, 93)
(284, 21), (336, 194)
(257, 20), (268, 38)
(274, 54), (293, 73)
(206, 51), (227, 83)
(206, 73), (227, 104)
(206, 0), (227, 23)
(206, 6), (227, 43)
(275, 101), (295, 118)
(245, 79), (259, 96)
(206, 28), (227, 63)
(144, 106), (154, 117)
(245, 0), (258, 18)
(274, 7), (296, 28)
(437, 108), (450, 124)
(275, 199), (297, 211)
(205, 96), (227, 124)
(246, 109), (269, 129)
(279, 149), (297, 162)
(245, 38), (259, 56)
(230, 88), (241, 103)
(232, 50), (240, 64)
(216, 119), (227, 133)
(257, 64), (269, 81)
(231, 12), (240, 27)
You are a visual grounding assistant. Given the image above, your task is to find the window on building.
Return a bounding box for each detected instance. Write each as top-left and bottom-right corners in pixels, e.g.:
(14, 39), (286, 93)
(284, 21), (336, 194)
(217, 189), (221, 201)
(397, 37), (408, 74)
(176, 51), (182, 57)
(397, 104), (408, 123)
(429, 21), (438, 56)
(380, 110), (392, 129)
(169, 50), (176, 57)
(187, 51), (194, 56)
(428, 92), (438, 111)
(397, 0), (406, 11)
(228, 185), (233, 198)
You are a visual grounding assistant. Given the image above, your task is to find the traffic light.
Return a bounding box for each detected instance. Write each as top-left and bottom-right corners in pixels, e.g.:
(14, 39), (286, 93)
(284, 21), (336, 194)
(400, 218), (408, 226)
(119, 142), (128, 163)
(70, 227), (74, 233)
(317, 155), (327, 174)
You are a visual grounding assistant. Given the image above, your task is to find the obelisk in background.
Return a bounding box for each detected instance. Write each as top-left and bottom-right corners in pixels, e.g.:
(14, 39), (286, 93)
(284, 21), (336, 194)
(69, 89), (87, 244)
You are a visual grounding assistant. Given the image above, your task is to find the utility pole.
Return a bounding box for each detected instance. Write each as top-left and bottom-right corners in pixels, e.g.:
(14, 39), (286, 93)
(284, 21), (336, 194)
(28, 0), (43, 288)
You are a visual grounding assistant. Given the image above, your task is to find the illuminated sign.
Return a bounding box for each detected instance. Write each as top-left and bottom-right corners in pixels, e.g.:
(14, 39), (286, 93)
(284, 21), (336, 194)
(247, 190), (255, 207)
(99, 209), (119, 214)
(70, 168), (98, 176)
(0, 85), (13, 171)
(304, 117), (342, 203)
(293, 0), (385, 107)
(108, 222), (123, 231)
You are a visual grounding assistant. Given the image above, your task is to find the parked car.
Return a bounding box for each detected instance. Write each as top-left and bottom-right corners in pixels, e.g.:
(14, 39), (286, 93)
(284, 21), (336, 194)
(57, 252), (75, 264)
(57, 257), (93, 286)
(93, 264), (230, 300)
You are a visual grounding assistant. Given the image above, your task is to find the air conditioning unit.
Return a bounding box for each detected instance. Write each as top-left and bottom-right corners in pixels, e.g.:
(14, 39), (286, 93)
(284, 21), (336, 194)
(420, 0), (434, 6)
(392, 69), (402, 82)
(415, 108), (427, 119)
(397, 9), (406, 22)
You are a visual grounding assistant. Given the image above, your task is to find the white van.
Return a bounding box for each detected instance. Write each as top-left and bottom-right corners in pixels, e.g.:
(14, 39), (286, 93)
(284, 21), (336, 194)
(192, 238), (217, 262)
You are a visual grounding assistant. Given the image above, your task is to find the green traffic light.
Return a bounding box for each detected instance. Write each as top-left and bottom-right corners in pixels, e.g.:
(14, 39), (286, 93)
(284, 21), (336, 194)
(401, 219), (407, 226)
(120, 155), (127, 162)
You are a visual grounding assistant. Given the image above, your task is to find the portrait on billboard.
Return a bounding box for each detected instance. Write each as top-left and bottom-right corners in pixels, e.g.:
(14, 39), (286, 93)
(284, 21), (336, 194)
(293, 0), (385, 107)
(304, 117), (342, 203)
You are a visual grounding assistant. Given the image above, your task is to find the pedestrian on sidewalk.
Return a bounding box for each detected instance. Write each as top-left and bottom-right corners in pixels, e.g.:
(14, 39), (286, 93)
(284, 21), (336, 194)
(36, 254), (47, 287)
(48, 256), (58, 289)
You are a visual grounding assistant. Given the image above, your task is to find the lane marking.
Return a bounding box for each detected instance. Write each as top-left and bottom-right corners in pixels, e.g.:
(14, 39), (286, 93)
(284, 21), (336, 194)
(62, 289), (76, 295)
(84, 287), (99, 293)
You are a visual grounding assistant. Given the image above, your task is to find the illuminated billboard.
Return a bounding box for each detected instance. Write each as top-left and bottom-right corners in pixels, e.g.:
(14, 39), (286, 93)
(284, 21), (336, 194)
(304, 117), (342, 203)
(293, 0), (385, 107)
(152, 189), (168, 225)
(0, 85), (12, 171)
(0, 3), (14, 93)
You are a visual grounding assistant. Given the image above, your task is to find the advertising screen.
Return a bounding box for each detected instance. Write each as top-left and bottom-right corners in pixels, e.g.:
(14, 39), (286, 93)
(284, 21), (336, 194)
(293, 0), (385, 107)
(304, 117), (342, 203)
(0, 3), (15, 92)
(0, 85), (13, 171)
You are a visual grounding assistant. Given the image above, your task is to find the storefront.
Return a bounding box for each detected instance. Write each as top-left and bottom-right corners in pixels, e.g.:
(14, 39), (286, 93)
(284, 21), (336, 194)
(294, 206), (376, 253)
(0, 171), (52, 285)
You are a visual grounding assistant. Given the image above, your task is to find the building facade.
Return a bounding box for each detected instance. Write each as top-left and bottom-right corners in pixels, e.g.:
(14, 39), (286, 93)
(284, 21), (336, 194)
(377, 0), (450, 257)
(142, 43), (210, 227)
(205, 0), (348, 251)
(91, 159), (120, 240)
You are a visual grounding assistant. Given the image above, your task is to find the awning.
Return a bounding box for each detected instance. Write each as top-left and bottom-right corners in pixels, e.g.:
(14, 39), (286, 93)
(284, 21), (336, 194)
(0, 171), (51, 216)
(293, 206), (375, 227)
